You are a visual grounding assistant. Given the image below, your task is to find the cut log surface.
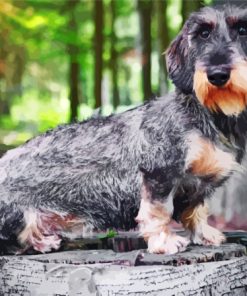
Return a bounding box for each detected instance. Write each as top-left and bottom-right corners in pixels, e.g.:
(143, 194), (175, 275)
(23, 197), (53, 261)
(0, 244), (246, 296)
(0, 232), (247, 296)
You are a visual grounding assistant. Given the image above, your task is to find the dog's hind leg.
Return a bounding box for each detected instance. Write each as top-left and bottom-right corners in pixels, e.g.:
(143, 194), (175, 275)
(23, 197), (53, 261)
(0, 201), (89, 254)
(18, 209), (88, 253)
(18, 209), (62, 253)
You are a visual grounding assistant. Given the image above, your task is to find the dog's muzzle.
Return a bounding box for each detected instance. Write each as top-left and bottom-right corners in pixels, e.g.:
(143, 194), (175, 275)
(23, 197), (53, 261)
(193, 61), (247, 115)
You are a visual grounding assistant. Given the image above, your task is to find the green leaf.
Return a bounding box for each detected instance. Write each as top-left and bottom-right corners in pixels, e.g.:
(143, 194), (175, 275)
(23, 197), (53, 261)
(98, 229), (118, 239)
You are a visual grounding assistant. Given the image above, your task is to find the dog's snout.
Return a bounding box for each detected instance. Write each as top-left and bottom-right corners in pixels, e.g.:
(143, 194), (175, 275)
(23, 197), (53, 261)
(207, 69), (230, 87)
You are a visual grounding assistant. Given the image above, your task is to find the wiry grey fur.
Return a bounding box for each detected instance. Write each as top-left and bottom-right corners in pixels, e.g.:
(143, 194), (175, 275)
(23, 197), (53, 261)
(1, 4), (247, 253)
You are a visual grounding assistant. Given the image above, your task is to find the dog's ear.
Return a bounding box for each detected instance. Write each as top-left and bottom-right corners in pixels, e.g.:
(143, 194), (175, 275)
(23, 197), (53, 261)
(166, 28), (193, 93)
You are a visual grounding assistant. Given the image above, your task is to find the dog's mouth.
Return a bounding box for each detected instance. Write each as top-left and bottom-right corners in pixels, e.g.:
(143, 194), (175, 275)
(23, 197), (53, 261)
(193, 61), (247, 116)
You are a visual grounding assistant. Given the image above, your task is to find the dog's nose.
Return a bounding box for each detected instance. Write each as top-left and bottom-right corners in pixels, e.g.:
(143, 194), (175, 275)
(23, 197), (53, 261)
(207, 69), (230, 87)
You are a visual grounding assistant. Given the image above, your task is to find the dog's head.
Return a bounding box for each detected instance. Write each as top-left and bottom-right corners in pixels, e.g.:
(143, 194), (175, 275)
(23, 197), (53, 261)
(166, 5), (247, 116)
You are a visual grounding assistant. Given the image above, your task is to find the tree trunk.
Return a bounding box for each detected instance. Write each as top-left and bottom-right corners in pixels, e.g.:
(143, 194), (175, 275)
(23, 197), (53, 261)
(181, 0), (204, 25)
(67, 0), (80, 122)
(94, 0), (104, 109)
(3, 47), (26, 115)
(137, 0), (153, 101)
(69, 61), (80, 122)
(110, 0), (120, 110)
(155, 0), (169, 95)
(0, 28), (26, 115)
(0, 29), (8, 114)
(10, 47), (26, 98)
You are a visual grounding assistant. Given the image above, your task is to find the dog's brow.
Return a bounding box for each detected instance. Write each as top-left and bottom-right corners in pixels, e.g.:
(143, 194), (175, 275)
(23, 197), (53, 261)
(188, 20), (214, 35)
(195, 13), (215, 24)
(226, 15), (247, 26)
(187, 10), (216, 32)
(196, 19), (214, 26)
(225, 7), (247, 23)
(226, 16), (238, 27)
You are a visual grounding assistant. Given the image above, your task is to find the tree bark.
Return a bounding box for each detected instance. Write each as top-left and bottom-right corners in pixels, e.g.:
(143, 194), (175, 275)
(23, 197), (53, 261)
(94, 0), (104, 109)
(137, 0), (153, 101)
(155, 0), (169, 95)
(110, 0), (120, 110)
(67, 0), (80, 122)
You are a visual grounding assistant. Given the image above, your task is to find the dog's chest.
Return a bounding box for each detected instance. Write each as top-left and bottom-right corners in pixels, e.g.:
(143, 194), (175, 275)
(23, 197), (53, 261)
(185, 132), (239, 182)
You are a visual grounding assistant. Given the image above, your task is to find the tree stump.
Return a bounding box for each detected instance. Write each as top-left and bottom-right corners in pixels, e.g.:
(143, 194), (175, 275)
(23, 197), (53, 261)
(0, 231), (246, 295)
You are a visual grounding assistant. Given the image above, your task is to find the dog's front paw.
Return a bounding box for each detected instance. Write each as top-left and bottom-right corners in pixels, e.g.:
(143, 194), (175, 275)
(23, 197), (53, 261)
(191, 223), (226, 246)
(148, 232), (189, 254)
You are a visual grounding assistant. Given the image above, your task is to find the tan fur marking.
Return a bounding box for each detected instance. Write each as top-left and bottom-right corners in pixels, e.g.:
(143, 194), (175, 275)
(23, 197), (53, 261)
(193, 61), (247, 115)
(180, 203), (208, 231)
(181, 203), (226, 246)
(186, 133), (237, 179)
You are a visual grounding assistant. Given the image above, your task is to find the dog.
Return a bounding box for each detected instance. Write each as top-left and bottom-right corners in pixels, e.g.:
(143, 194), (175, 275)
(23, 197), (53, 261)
(0, 4), (247, 255)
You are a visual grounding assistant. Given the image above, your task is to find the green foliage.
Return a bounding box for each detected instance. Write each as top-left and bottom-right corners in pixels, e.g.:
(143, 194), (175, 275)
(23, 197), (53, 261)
(0, 0), (211, 147)
(11, 91), (68, 131)
(98, 229), (118, 239)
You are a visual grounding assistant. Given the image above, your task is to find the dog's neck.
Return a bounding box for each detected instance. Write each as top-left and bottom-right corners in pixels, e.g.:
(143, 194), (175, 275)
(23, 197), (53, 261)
(179, 91), (247, 162)
(211, 110), (247, 161)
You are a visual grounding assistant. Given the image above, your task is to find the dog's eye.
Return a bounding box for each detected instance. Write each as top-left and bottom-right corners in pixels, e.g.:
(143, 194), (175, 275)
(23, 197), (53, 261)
(235, 21), (247, 36)
(198, 24), (212, 39)
(199, 30), (211, 39)
(238, 25), (247, 36)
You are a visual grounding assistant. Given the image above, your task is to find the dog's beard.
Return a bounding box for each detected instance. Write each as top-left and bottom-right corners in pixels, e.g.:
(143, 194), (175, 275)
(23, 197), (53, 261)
(193, 62), (247, 116)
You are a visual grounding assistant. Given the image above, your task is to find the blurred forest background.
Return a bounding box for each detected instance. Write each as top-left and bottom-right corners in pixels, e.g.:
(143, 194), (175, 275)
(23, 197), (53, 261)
(0, 0), (246, 230)
(0, 0), (214, 148)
